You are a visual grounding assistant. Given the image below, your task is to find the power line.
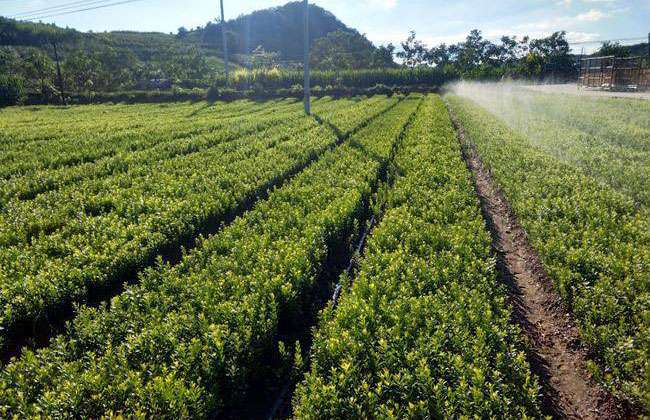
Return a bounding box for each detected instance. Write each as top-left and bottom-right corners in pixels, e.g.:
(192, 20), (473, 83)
(14, 0), (148, 21)
(9, 0), (118, 19)
(568, 37), (647, 45)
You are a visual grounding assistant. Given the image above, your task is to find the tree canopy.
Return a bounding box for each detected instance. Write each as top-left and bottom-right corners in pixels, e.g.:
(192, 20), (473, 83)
(310, 30), (396, 70)
(400, 29), (579, 80)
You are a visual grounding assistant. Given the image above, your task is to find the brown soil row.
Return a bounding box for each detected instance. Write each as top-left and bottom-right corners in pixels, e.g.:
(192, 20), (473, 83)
(448, 108), (633, 419)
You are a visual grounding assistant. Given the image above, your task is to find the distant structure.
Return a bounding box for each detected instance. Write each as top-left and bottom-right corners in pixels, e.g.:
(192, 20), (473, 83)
(579, 56), (650, 91)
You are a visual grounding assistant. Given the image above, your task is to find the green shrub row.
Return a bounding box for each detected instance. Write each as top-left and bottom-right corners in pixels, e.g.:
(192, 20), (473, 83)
(212, 67), (456, 91)
(207, 84), (435, 103)
(0, 98), (292, 145)
(0, 98), (305, 179)
(0, 96), (398, 350)
(0, 98), (421, 418)
(23, 88), (208, 106)
(293, 96), (541, 418)
(0, 97), (364, 202)
(446, 95), (649, 410)
(455, 86), (650, 207)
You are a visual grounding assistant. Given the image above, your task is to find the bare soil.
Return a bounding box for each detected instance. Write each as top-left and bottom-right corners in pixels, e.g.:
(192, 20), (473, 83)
(448, 109), (634, 419)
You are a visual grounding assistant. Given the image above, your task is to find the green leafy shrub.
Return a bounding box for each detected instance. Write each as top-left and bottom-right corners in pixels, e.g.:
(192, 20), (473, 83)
(0, 97), (418, 417)
(0, 74), (24, 107)
(294, 96), (541, 418)
(446, 95), (649, 411)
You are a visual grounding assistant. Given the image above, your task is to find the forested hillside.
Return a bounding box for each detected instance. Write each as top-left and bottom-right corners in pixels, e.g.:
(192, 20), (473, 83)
(0, 1), (390, 101)
(189, 1), (351, 61)
(0, 16), (230, 99)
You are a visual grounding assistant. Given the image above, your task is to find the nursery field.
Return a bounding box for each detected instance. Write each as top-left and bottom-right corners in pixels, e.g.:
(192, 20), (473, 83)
(0, 92), (647, 418)
(446, 87), (648, 414)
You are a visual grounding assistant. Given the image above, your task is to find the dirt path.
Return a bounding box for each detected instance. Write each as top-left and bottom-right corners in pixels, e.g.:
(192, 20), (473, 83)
(447, 110), (633, 419)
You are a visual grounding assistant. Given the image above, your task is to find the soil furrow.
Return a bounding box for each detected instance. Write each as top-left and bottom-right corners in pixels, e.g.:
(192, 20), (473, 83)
(447, 107), (632, 420)
(261, 97), (423, 420)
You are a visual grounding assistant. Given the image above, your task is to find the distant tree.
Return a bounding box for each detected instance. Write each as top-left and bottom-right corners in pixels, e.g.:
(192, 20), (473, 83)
(529, 31), (575, 79)
(596, 41), (631, 57)
(0, 74), (25, 107)
(310, 30), (376, 70)
(0, 47), (20, 74)
(399, 28), (574, 80)
(397, 31), (428, 67)
(63, 50), (102, 94)
(372, 43), (397, 68)
(22, 48), (56, 95)
(427, 43), (452, 67)
(517, 52), (544, 78)
(201, 21), (221, 45)
(155, 46), (209, 81)
(93, 46), (138, 90)
(455, 30), (491, 70)
(529, 31), (570, 57)
(177, 27), (189, 39)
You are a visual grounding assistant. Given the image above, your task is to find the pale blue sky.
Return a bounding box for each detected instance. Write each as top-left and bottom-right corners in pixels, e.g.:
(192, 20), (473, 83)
(1, 0), (648, 52)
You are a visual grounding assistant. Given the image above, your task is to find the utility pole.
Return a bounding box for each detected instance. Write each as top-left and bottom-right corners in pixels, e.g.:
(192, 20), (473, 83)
(220, 0), (229, 86)
(303, 0), (310, 115)
(51, 40), (65, 105)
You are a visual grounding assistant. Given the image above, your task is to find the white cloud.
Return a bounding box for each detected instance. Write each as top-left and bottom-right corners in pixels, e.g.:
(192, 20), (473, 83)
(576, 9), (608, 21)
(565, 31), (601, 42)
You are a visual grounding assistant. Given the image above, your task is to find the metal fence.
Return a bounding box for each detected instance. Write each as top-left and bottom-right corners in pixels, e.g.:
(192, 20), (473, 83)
(579, 56), (650, 91)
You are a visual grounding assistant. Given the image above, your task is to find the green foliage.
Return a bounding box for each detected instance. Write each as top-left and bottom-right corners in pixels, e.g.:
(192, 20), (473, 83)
(0, 96), (420, 417)
(294, 96), (541, 418)
(0, 16), (78, 47)
(214, 66), (456, 91)
(447, 95), (649, 410)
(0, 96), (398, 349)
(1, 3), (398, 101)
(0, 18), (232, 97)
(0, 74), (25, 107)
(596, 41), (632, 58)
(454, 85), (650, 207)
(249, 46), (281, 69)
(193, 1), (355, 61)
(311, 30), (395, 70)
(412, 29), (577, 80)
(397, 30), (429, 67)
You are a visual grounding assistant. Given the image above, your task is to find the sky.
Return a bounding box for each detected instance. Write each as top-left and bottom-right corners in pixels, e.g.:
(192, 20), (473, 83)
(1, 0), (649, 53)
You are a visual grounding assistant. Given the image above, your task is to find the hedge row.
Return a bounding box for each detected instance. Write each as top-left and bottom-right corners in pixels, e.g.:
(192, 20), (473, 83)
(446, 95), (649, 410)
(0, 96), (396, 350)
(0, 98), (421, 417)
(293, 96), (542, 418)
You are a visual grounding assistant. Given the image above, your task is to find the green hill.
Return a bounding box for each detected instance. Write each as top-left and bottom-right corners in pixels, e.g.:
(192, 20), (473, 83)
(0, 1), (391, 98)
(190, 1), (354, 61)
